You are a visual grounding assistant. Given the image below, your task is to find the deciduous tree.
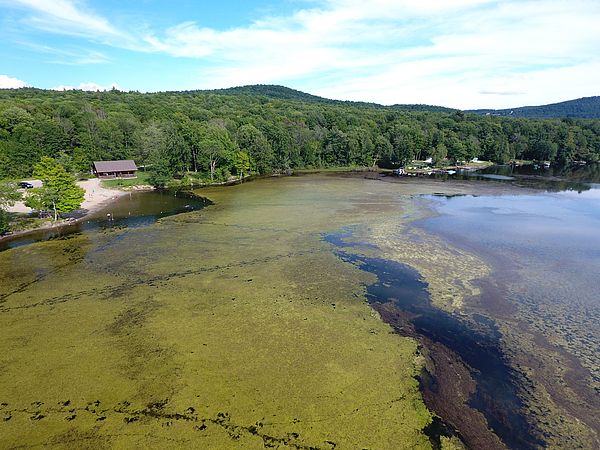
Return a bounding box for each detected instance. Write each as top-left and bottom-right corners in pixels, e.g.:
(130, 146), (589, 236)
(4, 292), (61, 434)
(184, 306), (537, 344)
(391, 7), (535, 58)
(0, 181), (22, 234)
(233, 151), (252, 180)
(25, 157), (84, 221)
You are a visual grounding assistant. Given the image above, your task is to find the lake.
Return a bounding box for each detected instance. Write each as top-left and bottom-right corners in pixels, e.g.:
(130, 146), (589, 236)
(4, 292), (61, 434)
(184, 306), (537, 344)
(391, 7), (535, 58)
(0, 173), (598, 449)
(419, 187), (600, 448)
(0, 190), (211, 252)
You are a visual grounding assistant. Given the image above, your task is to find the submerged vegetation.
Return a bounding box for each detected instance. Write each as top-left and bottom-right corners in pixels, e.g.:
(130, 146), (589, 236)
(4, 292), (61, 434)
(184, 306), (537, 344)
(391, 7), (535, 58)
(1, 87), (600, 188)
(0, 175), (441, 448)
(0, 173), (598, 448)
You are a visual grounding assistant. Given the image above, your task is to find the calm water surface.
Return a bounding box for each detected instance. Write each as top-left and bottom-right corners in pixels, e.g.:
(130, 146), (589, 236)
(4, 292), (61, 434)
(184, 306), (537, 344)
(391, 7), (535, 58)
(421, 186), (600, 393)
(422, 187), (600, 303)
(0, 190), (210, 252)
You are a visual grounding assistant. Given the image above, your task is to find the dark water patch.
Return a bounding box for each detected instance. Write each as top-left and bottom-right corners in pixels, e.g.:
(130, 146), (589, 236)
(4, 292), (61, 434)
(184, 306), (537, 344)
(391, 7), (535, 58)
(0, 190), (211, 252)
(423, 416), (462, 450)
(321, 227), (378, 250)
(323, 231), (544, 450)
(482, 163), (600, 183)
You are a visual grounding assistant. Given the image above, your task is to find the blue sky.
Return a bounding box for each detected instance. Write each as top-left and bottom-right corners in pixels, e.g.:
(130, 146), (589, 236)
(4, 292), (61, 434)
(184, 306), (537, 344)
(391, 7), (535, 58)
(1, 0), (599, 109)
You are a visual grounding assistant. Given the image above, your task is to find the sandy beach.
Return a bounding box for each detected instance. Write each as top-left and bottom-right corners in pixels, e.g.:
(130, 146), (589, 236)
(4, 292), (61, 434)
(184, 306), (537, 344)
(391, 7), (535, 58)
(6, 178), (128, 215)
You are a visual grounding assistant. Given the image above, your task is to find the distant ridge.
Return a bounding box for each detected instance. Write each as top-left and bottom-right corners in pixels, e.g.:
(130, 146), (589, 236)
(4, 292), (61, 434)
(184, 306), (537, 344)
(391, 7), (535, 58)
(4, 83), (599, 118)
(198, 85), (600, 118)
(468, 96), (600, 119)
(200, 84), (455, 113)
(206, 84), (328, 103)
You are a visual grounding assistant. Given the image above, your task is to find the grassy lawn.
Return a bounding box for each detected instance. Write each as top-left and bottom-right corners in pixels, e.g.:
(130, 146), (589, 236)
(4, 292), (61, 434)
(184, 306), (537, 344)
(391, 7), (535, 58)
(464, 160), (494, 168)
(100, 171), (152, 188)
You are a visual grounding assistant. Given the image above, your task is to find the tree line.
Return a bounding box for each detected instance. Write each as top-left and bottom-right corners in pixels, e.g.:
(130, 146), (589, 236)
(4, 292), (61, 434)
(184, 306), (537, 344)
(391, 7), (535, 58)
(1, 88), (599, 186)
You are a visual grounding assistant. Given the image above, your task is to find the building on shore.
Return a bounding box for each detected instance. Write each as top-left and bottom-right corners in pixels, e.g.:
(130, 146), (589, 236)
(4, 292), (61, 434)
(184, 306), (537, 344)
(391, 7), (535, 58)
(92, 160), (137, 179)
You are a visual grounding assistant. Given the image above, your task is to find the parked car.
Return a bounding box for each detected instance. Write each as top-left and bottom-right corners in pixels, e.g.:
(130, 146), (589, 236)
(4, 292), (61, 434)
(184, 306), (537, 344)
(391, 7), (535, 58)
(19, 181), (34, 189)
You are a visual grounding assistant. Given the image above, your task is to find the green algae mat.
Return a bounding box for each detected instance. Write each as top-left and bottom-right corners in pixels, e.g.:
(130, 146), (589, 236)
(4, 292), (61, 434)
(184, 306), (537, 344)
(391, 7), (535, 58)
(0, 175), (470, 449)
(7, 174), (596, 449)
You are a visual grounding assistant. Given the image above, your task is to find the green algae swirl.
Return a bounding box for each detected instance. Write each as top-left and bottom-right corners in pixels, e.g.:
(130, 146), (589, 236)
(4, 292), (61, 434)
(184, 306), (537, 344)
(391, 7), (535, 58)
(0, 175), (454, 449)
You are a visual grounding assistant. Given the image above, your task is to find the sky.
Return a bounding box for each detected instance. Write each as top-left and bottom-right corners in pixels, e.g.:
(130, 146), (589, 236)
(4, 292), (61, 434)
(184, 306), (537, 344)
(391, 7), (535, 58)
(0, 0), (599, 109)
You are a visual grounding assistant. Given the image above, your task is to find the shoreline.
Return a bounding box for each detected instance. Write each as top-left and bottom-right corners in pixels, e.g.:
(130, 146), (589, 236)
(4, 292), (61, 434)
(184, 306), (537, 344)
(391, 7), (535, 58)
(1, 171), (596, 447)
(0, 179), (151, 244)
(1, 170), (538, 246)
(0, 162), (574, 246)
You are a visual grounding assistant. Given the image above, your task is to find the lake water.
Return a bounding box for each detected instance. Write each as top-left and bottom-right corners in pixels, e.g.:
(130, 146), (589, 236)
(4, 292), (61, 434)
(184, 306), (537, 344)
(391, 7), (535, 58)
(322, 232), (542, 449)
(421, 188), (600, 385)
(0, 173), (598, 449)
(418, 186), (600, 448)
(0, 190), (210, 252)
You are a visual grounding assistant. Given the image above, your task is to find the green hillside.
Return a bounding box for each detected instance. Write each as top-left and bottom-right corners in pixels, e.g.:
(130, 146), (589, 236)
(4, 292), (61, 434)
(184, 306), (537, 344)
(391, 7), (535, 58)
(1, 87), (599, 185)
(200, 84), (454, 113)
(469, 96), (600, 119)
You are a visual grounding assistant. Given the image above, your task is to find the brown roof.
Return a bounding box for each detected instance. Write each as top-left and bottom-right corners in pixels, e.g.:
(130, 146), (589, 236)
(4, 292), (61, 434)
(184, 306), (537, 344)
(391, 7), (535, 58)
(93, 160), (137, 172)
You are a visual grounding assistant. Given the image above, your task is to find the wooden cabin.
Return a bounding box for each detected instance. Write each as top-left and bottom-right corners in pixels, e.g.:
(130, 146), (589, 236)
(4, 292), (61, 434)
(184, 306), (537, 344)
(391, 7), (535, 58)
(92, 160), (137, 179)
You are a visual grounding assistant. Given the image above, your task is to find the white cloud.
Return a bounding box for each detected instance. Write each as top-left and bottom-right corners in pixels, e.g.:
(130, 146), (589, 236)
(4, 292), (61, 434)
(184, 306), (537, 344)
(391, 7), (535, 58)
(0, 75), (28, 89)
(10, 0), (122, 38)
(141, 0), (600, 107)
(315, 60), (600, 109)
(52, 50), (110, 65)
(17, 42), (111, 65)
(3, 0), (600, 107)
(53, 82), (120, 91)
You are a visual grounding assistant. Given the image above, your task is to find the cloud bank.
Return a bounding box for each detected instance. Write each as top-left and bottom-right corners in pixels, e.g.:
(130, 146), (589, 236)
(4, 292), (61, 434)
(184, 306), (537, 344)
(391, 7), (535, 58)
(53, 82), (121, 91)
(3, 0), (600, 108)
(0, 75), (28, 89)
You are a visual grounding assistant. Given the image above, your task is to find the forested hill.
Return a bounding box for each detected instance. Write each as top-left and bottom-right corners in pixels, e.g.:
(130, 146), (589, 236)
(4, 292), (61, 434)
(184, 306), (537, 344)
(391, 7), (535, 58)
(0, 87), (599, 184)
(469, 96), (600, 119)
(210, 85), (600, 118)
(201, 84), (454, 113)
(205, 85), (328, 103)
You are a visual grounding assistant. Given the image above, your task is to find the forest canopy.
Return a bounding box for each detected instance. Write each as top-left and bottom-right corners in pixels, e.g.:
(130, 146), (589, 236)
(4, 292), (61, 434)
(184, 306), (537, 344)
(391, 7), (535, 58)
(1, 87), (599, 182)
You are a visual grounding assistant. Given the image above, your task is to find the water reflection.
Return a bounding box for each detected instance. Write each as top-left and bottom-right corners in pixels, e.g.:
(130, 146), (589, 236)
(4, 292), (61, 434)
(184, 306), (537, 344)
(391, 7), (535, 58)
(421, 187), (600, 394)
(422, 188), (600, 261)
(480, 162), (600, 182)
(415, 163), (599, 192)
(0, 190), (210, 252)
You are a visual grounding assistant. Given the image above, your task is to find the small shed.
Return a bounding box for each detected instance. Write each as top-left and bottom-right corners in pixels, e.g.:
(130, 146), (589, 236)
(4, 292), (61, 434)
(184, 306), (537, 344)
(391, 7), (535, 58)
(93, 160), (137, 179)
